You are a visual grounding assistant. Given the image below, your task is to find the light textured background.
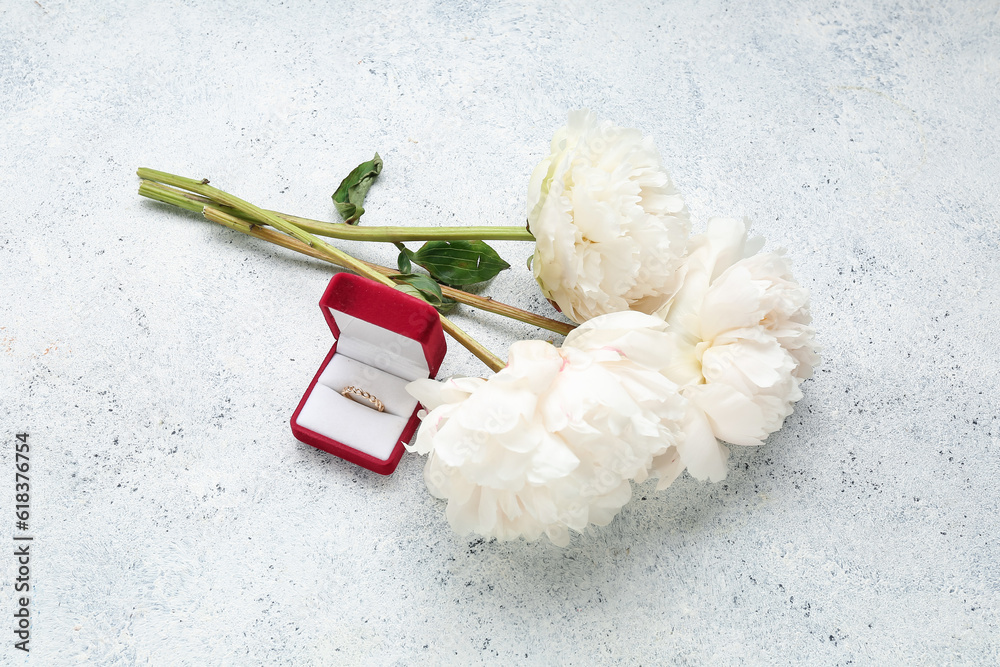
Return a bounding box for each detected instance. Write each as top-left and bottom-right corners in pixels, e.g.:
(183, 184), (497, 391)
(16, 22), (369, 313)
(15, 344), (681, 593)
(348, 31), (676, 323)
(1, 0), (998, 664)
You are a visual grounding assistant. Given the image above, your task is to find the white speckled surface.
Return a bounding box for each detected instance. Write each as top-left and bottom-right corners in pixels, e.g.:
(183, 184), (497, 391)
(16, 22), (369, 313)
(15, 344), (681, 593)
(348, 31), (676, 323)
(2, 1), (998, 664)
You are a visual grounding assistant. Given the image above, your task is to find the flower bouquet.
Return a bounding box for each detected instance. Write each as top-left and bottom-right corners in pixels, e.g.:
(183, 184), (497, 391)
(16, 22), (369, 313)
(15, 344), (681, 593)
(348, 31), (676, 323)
(138, 110), (819, 546)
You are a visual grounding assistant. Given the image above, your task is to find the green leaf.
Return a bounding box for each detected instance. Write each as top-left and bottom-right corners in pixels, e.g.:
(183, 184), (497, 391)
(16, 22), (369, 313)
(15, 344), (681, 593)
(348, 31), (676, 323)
(397, 251), (412, 274)
(393, 283), (424, 300)
(393, 275), (457, 314)
(411, 240), (510, 286)
(396, 244), (414, 274)
(435, 296), (458, 315)
(332, 153), (383, 224)
(390, 273), (444, 306)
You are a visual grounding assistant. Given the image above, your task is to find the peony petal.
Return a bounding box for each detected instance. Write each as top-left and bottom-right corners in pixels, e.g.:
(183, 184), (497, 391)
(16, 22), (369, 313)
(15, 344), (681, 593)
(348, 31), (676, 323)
(405, 378), (451, 411)
(526, 432), (580, 484)
(651, 446), (685, 490)
(685, 383), (768, 447)
(676, 408), (730, 482)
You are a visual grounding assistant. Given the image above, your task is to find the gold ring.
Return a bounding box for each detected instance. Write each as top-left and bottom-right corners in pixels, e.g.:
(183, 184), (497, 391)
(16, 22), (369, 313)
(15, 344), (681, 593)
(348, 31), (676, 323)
(341, 386), (385, 412)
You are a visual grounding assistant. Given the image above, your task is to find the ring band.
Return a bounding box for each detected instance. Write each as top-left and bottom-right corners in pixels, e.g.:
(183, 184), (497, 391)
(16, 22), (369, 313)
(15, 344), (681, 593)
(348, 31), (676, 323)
(341, 386), (385, 412)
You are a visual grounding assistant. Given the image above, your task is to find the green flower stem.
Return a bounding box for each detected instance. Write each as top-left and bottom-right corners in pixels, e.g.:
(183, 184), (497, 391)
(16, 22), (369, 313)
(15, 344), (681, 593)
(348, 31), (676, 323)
(137, 167), (506, 371)
(138, 168), (394, 283)
(201, 205), (576, 336)
(138, 175), (535, 242)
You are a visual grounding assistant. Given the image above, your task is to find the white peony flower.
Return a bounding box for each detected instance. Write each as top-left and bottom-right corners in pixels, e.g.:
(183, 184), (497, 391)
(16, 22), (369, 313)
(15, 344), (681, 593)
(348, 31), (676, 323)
(406, 331), (687, 546)
(562, 311), (731, 486)
(655, 217), (821, 455)
(527, 110), (690, 324)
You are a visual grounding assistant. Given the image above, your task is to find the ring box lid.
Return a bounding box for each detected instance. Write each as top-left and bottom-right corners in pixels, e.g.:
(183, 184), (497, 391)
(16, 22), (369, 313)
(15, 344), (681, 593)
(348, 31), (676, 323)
(320, 273), (446, 379)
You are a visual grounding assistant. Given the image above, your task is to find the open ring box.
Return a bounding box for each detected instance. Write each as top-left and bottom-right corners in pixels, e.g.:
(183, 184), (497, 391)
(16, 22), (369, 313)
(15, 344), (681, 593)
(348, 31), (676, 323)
(291, 273), (447, 474)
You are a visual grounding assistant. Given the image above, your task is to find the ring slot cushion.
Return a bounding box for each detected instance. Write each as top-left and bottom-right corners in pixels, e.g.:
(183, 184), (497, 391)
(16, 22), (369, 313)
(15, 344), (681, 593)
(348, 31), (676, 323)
(290, 273), (447, 474)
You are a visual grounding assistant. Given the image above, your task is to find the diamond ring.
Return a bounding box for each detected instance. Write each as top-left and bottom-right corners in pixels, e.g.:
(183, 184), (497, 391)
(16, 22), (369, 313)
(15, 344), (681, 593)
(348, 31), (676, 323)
(341, 386), (386, 412)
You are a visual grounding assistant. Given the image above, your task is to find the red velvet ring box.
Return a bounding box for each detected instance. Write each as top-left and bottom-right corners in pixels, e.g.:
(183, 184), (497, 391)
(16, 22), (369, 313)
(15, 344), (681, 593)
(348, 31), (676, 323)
(290, 273), (447, 474)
